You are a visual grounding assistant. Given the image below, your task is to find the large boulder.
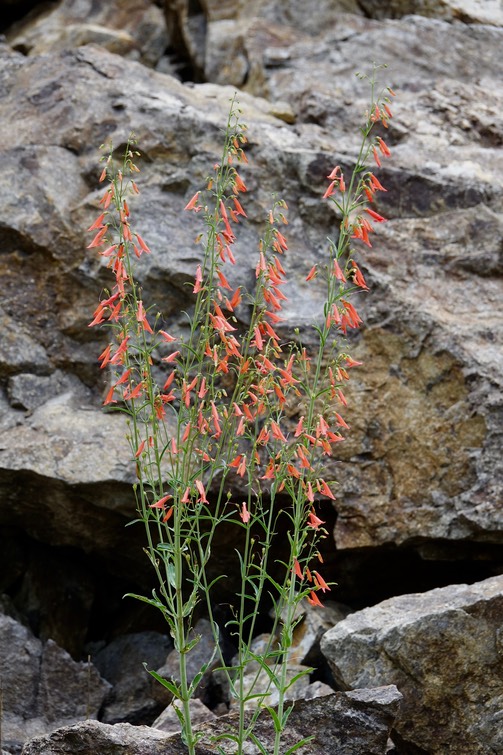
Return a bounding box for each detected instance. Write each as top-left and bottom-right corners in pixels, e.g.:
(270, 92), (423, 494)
(320, 574), (503, 754)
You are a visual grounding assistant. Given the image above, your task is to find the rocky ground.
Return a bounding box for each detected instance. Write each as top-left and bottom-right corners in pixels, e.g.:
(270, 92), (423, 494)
(0, 1), (502, 753)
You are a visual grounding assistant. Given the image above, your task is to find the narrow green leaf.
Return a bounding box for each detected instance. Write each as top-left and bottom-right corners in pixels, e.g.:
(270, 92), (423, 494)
(281, 703), (294, 727)
(144, 666), (179, 697)
(284, 736), (315, 754)
(285, 667), (314, 691)
(248, 732), (269, 754)
(264, 705), (282, 733)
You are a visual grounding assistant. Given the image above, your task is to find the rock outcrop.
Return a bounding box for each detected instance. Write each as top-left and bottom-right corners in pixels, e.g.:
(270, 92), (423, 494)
(0, 1), (502, 752)
(21, 686), (402, 754)
(0, 17), (501, 582)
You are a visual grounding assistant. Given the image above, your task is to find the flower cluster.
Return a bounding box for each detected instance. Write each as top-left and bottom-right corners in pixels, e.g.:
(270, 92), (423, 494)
(87, 74), (395, 754)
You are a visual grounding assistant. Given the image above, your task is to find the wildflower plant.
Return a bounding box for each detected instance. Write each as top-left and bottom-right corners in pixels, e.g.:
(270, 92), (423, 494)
(88, 67), (395, 753)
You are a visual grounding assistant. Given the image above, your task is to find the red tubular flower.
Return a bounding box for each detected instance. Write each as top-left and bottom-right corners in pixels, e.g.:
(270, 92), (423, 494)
(344, 355), (363, 368)
(335, 412), (350, 430)
(87, 225), (108, 248)
(271, 421), (287, 443)
(332, 258), (346, 283)
(365, 208), (386, 223)
(327, 165), (341, 180)
(369, 173), (387, 192)
(184, 191), (200, 211)
(307, 591), (324, 608)
(195, 479), (208, 503)
(103, 385), (116, 405)
(193, 265), (203, 294)
(234, 172), (247, 193)
(87, 213), (106, 231)
(293, 559), (303, 580)
(150, 494), (172, 509)
(317, 479), (336, 500)
(377, 137), (391, 157)
(313, 572), (330, 592)
(323, 180), (337, 199)
(233, 196), (247, 217)
(135, 233), (151, 254)
(159, 330), (176, 343)
(308, 510), (325, 529)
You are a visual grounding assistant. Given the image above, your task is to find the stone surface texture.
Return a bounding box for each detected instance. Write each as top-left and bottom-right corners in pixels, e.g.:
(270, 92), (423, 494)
(92, 631), (174, 724)
(321, 574), (503, 754)
(21, 686), (402, 754)
(0, 611), (110, 754)
(0, 14), (501, 569)
(0, 0), (501, 752)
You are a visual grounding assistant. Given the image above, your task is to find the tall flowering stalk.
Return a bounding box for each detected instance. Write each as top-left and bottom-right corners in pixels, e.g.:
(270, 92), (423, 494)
(88, 69), (395, 753)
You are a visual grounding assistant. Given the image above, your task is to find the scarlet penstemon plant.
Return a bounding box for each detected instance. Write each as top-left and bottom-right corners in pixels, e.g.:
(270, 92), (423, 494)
(88, 68), (395, 753)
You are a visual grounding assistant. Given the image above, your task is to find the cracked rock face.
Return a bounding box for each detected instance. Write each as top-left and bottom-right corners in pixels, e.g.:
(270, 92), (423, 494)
(0, 23), (501, 569)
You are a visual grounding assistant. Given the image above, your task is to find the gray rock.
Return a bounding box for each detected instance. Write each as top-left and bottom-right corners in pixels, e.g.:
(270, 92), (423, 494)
(7, 0), (169, 67)
(38, 640), (110, 724)
(6, 370), (91, 413)
(21, 685), (402, 753)
(228, 662), (312, 712)
(0, 611), (110, 754)
(152, 698), (216, 735)
(320, 574), (503, 753)
(358, 0), (503, 25)
(0, 31), (499, 572)
(92, 631), (174, 724)
(157, 619), (221, 707)
(0, 308), (48, 378)
(285, 599), (352, 667)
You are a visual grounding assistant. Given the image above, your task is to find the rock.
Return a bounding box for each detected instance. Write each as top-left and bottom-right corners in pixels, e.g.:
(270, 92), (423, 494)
(320, 574), (503, 754)
(304, 680), (335, 699)
(152, 698), (216, 735)
(0, 12), (500, 755)
(0, 610), (110, 754)
(358, 0), (503, 26)
(0, 10), (500, 574)
(92, 631), (174, 724)
(0, 308), (48, 378)
(21, 686), (402, 753)
(0, 29), (499, 586)
(286, 599), (352, 667)
(228, 662), (312, 712)
(157, 619), (222, 707)
(21, 721), (188, 755)
(7, 0), (169, 67)
(38, 640), (110, 724)
(6, 370), (91, 413)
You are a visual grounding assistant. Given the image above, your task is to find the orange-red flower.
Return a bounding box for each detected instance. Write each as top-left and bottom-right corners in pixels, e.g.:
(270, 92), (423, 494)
(307, 591), (323, 607)
(184, 191), (200, 211)
(307, 510), (325, 529)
